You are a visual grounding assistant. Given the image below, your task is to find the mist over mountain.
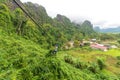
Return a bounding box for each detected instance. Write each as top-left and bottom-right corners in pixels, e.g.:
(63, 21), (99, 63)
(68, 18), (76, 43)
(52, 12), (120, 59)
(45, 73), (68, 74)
(94, 26), (120, 33)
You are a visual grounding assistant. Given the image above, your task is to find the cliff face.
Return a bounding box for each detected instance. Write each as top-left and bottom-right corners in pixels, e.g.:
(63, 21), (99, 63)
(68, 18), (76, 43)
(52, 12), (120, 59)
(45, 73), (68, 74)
(5, 0), (20, 10)
(24, 2), (50, 25)
(55, 14), (71, 23)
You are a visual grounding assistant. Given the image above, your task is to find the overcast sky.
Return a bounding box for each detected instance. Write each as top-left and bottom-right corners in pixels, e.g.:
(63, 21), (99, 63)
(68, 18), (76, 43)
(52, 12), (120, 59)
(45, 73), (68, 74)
(21, 0), (120, 29)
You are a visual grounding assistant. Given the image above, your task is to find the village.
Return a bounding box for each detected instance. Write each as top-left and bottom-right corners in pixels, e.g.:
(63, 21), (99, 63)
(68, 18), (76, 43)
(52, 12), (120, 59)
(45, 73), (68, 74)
(89, 39), (118, 51)
(64, 39), (118, 51)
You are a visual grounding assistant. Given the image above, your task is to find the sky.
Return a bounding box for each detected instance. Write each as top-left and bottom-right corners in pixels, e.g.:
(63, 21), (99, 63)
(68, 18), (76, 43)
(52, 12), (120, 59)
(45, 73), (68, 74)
(21, 0), (120, 29)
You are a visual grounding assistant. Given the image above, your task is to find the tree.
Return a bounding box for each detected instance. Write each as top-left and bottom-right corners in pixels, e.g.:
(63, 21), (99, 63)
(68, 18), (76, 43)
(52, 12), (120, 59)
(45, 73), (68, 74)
(117, 40), (120, 44)
(74, 40), (80, 48)
(0, 0), (6, 3)
(100, 33), (115, 41)
(97, 58), (106, 70)
(0, 3), (12, 33)
(23, 20), (36, 38)
(13, 8), (27, 35)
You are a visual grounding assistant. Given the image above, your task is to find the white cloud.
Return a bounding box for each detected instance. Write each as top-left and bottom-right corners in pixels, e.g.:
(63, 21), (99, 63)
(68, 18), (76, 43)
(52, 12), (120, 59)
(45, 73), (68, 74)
(21, 0), (120, 28)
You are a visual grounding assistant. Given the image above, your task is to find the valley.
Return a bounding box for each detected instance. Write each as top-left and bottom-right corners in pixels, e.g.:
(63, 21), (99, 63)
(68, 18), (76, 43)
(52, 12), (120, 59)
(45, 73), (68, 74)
(0, 0), (120, 80)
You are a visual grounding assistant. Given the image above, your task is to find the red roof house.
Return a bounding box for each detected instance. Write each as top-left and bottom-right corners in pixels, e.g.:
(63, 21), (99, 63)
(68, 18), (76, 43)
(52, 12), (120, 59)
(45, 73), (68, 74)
(90, 43), (108, 51)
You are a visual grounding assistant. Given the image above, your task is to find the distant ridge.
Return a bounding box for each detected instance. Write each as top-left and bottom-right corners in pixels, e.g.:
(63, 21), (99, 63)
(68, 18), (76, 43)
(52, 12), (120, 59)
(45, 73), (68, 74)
(94, 27), (120, 33)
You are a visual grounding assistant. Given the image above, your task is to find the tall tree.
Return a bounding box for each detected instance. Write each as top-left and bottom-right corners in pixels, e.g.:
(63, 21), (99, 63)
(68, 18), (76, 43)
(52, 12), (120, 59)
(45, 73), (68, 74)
(13, 8), (27, 35)
(0, 3), (12, 33)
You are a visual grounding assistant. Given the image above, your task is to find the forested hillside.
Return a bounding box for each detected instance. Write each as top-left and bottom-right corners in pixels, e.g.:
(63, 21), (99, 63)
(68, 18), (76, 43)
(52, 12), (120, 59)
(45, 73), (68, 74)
(0, 0), (120, 80)
(1, 0), (99, 48)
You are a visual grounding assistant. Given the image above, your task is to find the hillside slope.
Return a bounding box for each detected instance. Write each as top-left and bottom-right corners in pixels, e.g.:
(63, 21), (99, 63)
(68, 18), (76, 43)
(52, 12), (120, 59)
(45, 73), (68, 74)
(1, 28), (120, 80)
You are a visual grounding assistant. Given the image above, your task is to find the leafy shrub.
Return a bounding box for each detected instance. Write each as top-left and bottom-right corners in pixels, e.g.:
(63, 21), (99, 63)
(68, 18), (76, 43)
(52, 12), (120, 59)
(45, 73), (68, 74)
(117, 62), (120, 65)
(116, 56), (120, 60)
(82, 46), (92, 51)
(95, 73), (110, 80)
(118, 74), (120, 80)
(0, 0), (5, 3)
(64, 55), (74, 64)
(74, 40), (80, 48)
(84, 43), (90, 46)
(88, 62), (99, 73)
(96, 72), (119, 80)
(12, 56), (27, 69)
(0, 59), (9, 71)
(75, 60), (88, 70)
(97, 58), (106, 70)
(116, 61), (120, 66)
(31, 57), (67, 80)
(0, 3), (12, 30)
(16, 68), (32, 80)
(117, 40), (120, 44)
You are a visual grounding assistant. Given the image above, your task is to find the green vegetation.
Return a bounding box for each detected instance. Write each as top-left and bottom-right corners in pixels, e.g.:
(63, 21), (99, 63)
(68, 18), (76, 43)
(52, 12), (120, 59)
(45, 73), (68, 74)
(58, 48), (120, 80)
(0, 0), (120, 80)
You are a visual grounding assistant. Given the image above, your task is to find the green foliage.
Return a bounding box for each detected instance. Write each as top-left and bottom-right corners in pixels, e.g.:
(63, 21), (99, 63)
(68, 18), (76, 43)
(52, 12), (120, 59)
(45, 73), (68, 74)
(31, 57), (67, 80)
(74, 40), (80, 47)
(12, 56), (27, 69)
(24, 2), (48, 25)
(64, 55), (100, 73)
(117, 40), (120, 44)
(0, 3), (12, 32)
(0, 29), (96, 80)
(116, 56), (120, 60)
(13, 8), (27, 35)
(0, 3), (9, 12)
(116, 61), (120, 67)
(95, 73), (118, 80)
(1, 1), (98, 49)
(16, 68), (33, 80)
(97, 57), (106, 70)
(75, 60), (88, 70)
(64, 55), (74, 64)
(23, 20), (37, 39)
(80, 20), (97, 38)
(0, 0), (6, 3)
(100, 33), (116, 41)
(81, 46), (93, 51)
(88, 62), (99, 73)
(84, 42), (90, 46)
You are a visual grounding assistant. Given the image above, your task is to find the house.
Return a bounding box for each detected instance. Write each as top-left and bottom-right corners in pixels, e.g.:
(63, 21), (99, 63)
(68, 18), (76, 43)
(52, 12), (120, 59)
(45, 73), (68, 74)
(90, 43), (108, 51)
(110, 45), (118, 49)
(91, 39), (97, 42)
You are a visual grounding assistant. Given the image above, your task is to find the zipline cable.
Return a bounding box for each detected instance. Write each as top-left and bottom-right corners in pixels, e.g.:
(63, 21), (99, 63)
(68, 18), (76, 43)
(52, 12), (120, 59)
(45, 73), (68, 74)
(13, 0), (48, 36)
